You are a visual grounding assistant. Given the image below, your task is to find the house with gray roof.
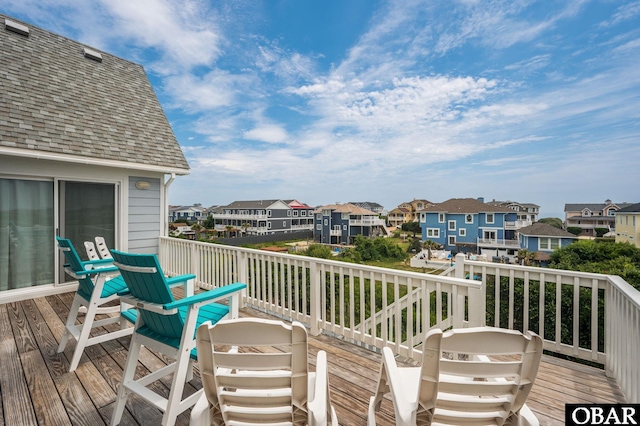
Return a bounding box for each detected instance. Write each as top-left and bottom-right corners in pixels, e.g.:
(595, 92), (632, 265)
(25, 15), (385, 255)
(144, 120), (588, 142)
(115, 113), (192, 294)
(486, 199), (540, 225)
(564, 199), (633, 237)
(615, 203), (640, 248)
(0, 15), (189, 302)
(314, 203), (389, 244)
(517, 222), (577, 257)
(208, 199), (315, 235)
(419, 198), (520, 261)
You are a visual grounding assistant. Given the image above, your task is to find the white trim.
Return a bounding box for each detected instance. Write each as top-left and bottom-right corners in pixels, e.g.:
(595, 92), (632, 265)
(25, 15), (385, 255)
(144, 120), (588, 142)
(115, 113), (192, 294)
(0, 282), (77, 305)
(1, 147), (189, 175)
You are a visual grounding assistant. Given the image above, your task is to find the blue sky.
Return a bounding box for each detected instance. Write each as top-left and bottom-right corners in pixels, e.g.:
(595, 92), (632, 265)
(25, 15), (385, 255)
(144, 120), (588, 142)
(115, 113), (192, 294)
(3, 0), (640, 218)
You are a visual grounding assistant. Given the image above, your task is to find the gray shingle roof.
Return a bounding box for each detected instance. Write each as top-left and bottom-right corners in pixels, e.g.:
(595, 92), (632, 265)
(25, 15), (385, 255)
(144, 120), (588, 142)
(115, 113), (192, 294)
(564, 202), (634, 212)
(617, 203), (640, 213)
(421, 198), (512, 213)
(0, 15), (189, 173)
(518, 222), (577, 238)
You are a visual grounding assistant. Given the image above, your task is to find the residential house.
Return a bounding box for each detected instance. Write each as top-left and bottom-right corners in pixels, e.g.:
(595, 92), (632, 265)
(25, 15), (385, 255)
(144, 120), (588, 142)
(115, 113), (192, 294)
(348, 201), (385, 215)
(208, 199), (314, 235)
(615, 203), (640, 248)
(390, 199), (433, 227)
(0, 15), (189, 302)
(387, 207), (411, 228)
(487, 200), (540, 225)
(517, 222), (577, 264)
(314, 203), (389, 244)
(168, 204), (207, 223)
(419, 198), (519, 260)
(564, 199), (633, 237)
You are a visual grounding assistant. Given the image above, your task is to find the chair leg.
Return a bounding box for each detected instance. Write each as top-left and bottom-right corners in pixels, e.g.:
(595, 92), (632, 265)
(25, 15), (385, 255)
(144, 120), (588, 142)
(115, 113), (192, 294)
(162, 349), (193, 426)
(57, 296), (83, 354)
(67, 300), (101, 372)
(110, 337), (143, 426)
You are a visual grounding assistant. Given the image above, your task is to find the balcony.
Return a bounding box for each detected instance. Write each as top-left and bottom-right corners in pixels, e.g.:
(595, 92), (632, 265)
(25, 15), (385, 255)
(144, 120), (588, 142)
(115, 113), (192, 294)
(3, 237), (636, 425)
(504, 219), (533, 229)
(349, 217), (386, 227)
(209, 212), (268, 220)
(477, 237), (521, 247)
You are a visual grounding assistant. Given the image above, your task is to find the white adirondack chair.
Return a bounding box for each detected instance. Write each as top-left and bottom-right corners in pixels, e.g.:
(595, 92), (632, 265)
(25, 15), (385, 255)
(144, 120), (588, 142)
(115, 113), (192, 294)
(368, 326), (543, 426)
(191, 318), (338, 425)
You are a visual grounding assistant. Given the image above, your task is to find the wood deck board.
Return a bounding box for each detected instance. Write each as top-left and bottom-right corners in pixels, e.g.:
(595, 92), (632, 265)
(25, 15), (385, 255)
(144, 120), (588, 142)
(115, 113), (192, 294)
(0, 295), (628, 426)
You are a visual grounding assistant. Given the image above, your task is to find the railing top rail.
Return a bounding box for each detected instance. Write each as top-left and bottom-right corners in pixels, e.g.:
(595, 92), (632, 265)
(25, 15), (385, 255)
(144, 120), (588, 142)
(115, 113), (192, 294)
(464, 258), (640, 309)
(160, 236), (481, 288)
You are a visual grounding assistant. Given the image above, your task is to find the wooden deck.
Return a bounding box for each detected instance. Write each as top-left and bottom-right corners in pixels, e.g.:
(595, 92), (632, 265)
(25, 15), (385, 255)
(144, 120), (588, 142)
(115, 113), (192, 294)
(0, 291), (626, 425)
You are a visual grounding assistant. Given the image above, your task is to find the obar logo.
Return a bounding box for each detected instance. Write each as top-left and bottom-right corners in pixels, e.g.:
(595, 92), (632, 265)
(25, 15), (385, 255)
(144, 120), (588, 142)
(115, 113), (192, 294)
(566, 404), (640, 425)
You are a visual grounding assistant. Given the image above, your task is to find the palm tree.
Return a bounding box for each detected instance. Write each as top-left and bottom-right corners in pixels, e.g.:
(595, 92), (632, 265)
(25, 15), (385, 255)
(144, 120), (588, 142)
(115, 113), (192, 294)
(422, 239), (439, 260)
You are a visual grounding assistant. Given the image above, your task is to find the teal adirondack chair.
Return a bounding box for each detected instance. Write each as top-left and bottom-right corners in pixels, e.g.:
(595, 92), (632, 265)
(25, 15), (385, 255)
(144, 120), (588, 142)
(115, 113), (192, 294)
(109, 249), (247, 426)
(56, 236), (137, 372)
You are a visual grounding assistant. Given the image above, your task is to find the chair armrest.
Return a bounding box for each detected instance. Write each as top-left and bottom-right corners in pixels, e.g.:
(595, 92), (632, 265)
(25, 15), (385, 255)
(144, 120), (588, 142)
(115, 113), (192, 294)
(166, 274), (197, 287)
(381, 346), (419, 425)
(69, 265), (120, 277)
(82, 258), (114, 269)
(164, 282), (246, 310)
(308, 350), (335, 425)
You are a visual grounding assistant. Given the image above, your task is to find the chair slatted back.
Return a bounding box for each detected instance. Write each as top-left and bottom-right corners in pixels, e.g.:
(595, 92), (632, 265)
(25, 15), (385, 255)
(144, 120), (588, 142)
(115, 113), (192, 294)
(419, 327), (542, 426)
(196, 318), (310, 425)
(56, 236), (95, 301)
(110, 250), (184, 342)
(95, 236), (113, 259)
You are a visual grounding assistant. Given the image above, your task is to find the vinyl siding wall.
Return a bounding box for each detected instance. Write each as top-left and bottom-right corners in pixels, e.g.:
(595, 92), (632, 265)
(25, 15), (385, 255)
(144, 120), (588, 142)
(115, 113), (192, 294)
(128, 176), (161, 253)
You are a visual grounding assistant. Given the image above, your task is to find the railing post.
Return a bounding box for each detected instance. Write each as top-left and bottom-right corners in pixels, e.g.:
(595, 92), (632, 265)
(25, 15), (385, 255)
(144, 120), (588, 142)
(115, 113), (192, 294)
(309, 260), (322, 336)
(454, 253), (466, 279)
(454, 253), (484, 327)
(237, 250), (249, 309)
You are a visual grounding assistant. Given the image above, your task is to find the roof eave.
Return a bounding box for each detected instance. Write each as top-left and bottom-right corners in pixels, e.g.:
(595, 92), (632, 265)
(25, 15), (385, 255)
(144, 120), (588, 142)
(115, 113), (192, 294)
(1, 147), (190, 175)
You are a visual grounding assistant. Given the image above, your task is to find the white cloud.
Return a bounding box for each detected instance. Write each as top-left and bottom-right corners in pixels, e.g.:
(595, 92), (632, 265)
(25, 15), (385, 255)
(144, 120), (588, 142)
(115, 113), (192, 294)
(243, 125), (288, 143)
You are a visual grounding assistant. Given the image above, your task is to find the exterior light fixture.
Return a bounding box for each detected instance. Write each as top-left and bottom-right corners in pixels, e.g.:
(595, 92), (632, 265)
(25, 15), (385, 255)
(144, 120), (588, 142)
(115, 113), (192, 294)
(135, 180), (150, 190)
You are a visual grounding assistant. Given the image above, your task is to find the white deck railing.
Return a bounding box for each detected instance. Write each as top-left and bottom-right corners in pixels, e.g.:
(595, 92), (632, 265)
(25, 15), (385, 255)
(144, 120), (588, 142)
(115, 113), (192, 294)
(159, 237), (483, 360)
(158, 238), (640, 403)
(448, 254), (640, 403)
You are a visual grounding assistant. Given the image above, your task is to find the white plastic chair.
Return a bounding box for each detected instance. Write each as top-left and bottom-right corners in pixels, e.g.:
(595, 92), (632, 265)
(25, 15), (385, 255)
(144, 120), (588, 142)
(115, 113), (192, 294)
(191, 318), (338, 426)
(84, 236), (113, 261)
(368, 327), (543, 426)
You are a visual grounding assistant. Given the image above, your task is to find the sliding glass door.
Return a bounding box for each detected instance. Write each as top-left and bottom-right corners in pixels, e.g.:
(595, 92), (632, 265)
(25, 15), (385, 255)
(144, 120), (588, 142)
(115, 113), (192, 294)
(59, 181), (116, 282)
(0, 177), (117, 291)
(0, 178), (55, 290)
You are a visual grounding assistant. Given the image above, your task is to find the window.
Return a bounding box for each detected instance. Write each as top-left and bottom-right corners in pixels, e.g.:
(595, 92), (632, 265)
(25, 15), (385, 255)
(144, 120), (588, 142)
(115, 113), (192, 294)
(420, 213), (425, 222)
(539, 238), (560, 250)
(427, 228), (440, 238)
(301, 210), (306, 216)
(268, 222), (272, 229)
(316, 224), (321, 230)
(486, 213), (494, 224)
(267, 210), (272, 217)
(343, 225), (347, 230)
(459, 228), (466, 236)
(448, 220), (456, 231)
(465, 214), (473, 224)
(287, 210), (291, 216)
(324, 219), (328, 225)
(438, 213), (445, 223)
(293, 210), (298, 216)
(317, 213), (321, 219)
(448, 235), (456, 246)
(1, 178), (54, 290)
(283, 221), (287, 227)
(342, 213), (350, 220)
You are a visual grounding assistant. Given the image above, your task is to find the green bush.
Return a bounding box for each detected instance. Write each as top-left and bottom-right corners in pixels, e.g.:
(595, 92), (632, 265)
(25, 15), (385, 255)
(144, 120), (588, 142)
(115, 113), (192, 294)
(566, 226), (583, 235)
